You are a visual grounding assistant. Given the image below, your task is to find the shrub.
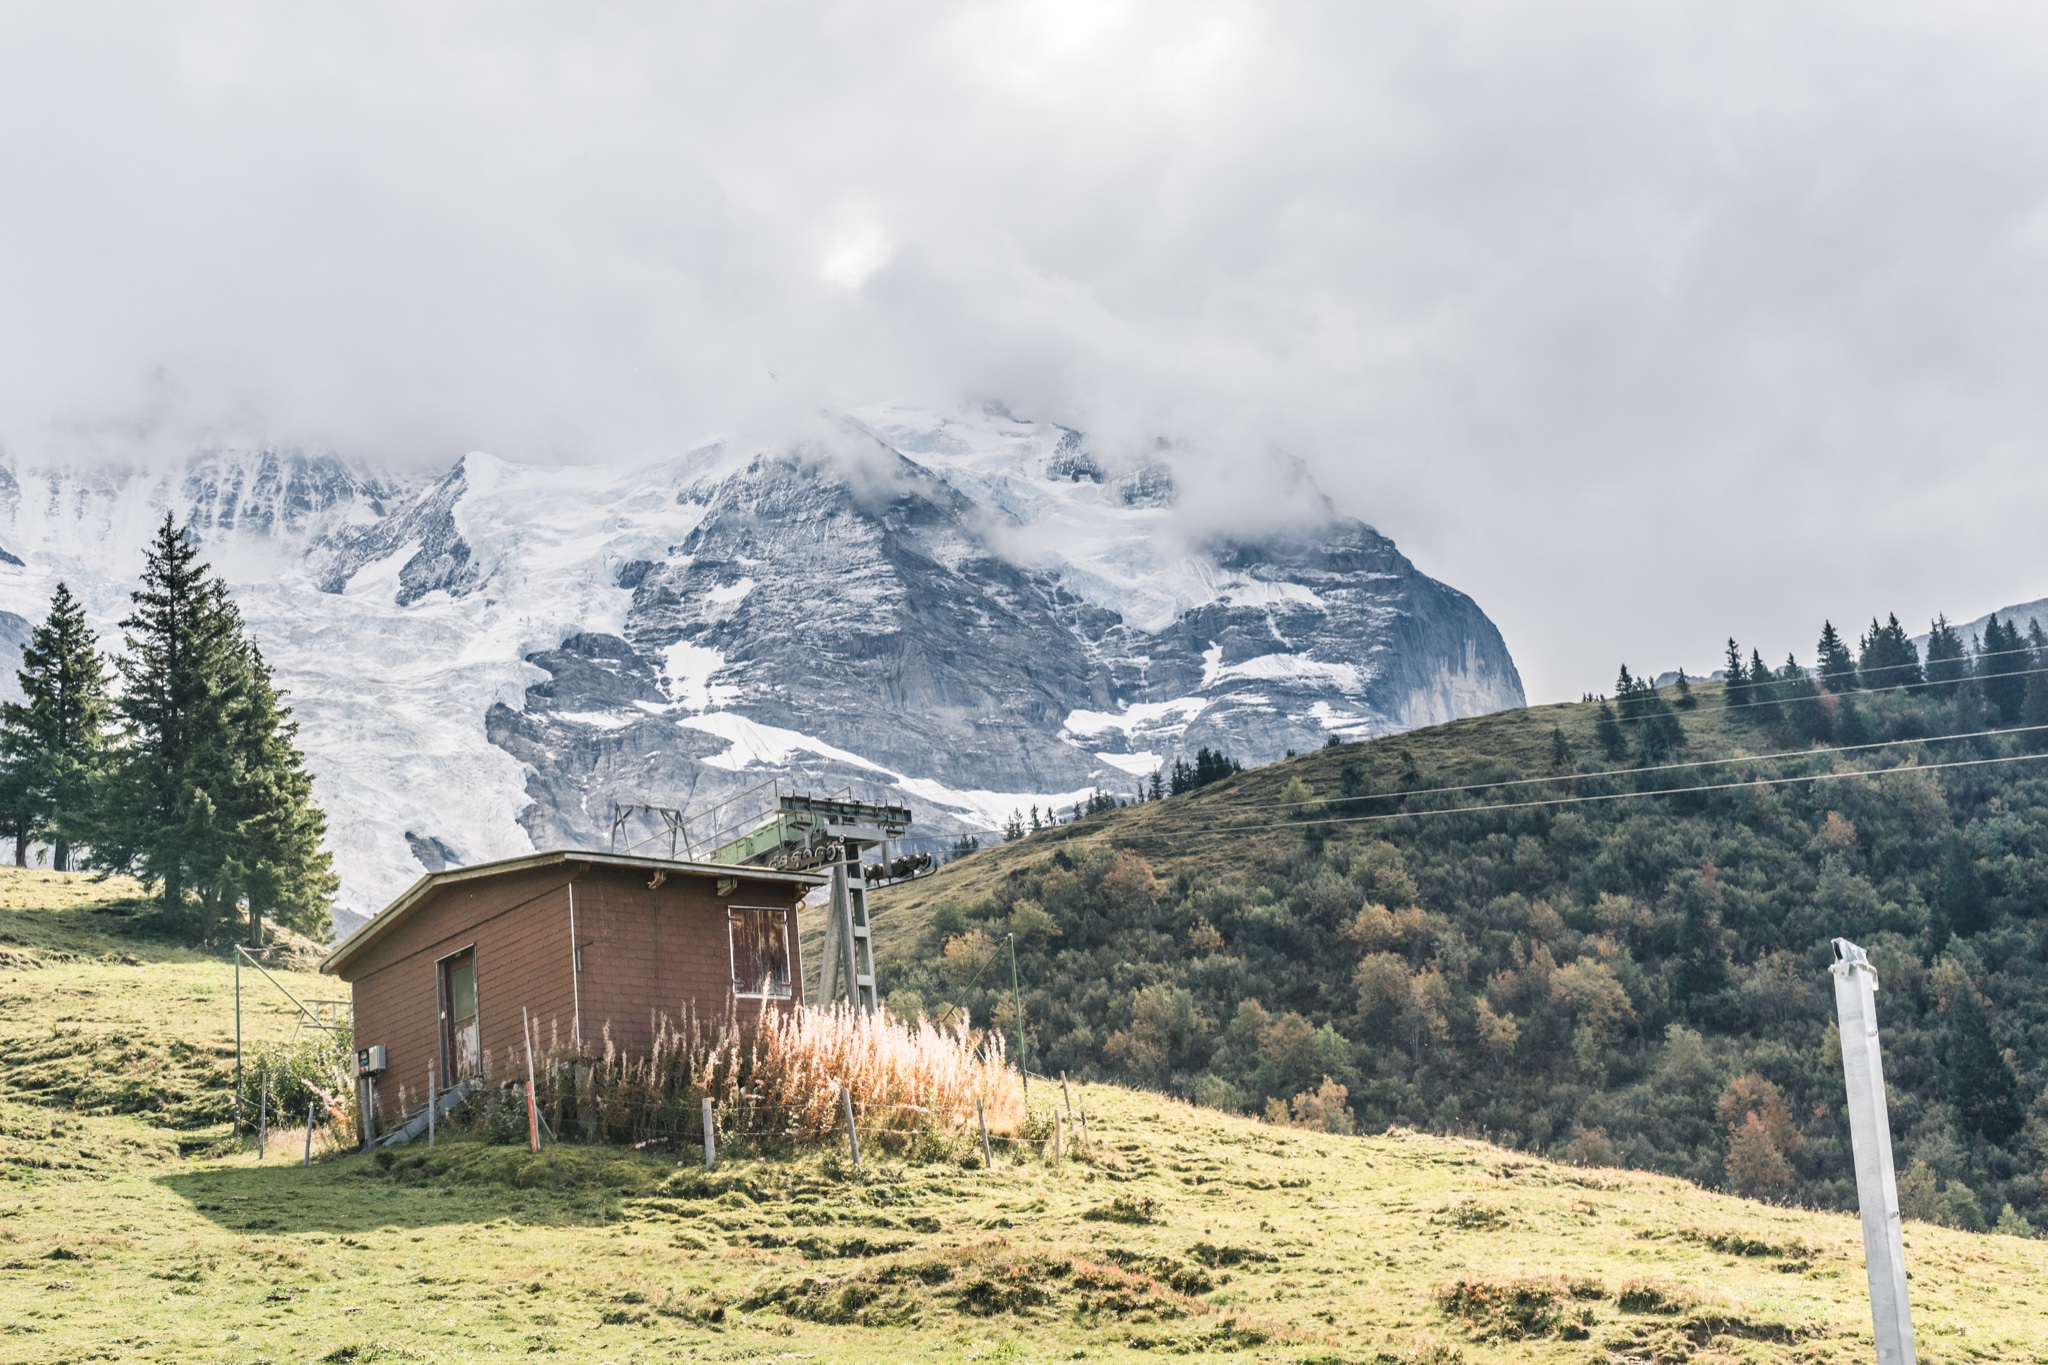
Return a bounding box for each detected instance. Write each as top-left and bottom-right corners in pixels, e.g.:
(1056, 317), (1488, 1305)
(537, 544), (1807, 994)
(446, 1005), (1022, 1152)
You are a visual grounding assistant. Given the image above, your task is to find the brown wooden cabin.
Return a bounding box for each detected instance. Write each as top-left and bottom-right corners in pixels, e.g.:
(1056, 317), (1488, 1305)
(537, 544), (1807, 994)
(321, 850), (826, 1139)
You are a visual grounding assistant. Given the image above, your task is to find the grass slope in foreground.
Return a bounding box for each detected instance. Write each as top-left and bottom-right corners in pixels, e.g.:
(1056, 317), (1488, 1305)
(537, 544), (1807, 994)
(0, 870), (2043, 1363)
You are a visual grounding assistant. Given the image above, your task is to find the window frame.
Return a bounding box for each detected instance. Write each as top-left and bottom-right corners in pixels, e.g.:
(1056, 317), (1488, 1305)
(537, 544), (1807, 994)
(727, 905), (794, 1000)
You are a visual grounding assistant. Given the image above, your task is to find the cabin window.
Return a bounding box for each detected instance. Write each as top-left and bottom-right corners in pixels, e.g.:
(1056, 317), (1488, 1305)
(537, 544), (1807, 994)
(728, 906), (793, 999)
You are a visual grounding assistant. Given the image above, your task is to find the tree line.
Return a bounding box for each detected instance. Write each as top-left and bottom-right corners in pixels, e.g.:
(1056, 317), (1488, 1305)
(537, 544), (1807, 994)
(0, 515), (336, 942)
(888, 601), (2048, 1233)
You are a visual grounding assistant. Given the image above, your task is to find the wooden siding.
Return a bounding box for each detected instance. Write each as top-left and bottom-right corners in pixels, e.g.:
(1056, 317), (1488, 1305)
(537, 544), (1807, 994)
(338, 860), (805, 1133)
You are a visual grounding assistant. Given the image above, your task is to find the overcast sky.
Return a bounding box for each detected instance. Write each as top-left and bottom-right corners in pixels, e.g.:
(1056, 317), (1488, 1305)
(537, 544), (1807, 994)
(3, 3), (2046, 703)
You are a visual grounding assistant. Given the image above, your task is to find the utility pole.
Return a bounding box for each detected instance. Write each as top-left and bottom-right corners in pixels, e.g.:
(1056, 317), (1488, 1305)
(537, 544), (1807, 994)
(1830, 938), (1916, 1365)
(1008, 933), (1028, 1103)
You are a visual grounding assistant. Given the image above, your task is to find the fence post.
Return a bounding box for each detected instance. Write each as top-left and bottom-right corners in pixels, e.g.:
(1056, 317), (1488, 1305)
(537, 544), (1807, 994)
(703, 1098), (716, 1171)
(233, 950), (244, 1142)
(523, 1006), (540, 1153)
(258, 1073), (268, 1160)
(841, 1086), (861, 1170)
(1053, 1110), (1063, 1165)
(427, 1064), (436, 1148)
(976, 1095), (992, 1168)
(1061, 1072), (1072, 1121)
(303, 1101), (314, 1167)
(1008, 935), (1029, 1103)
(1077, 1091), (1091, 1150)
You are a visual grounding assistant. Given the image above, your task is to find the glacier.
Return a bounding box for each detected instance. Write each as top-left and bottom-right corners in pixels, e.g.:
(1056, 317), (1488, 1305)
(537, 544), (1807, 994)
(0, 406), (1524, 922)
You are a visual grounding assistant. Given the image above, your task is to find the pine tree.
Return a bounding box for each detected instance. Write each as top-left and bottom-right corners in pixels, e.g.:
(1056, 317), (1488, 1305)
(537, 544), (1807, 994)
(2023, 663), (2048, 751)
(1548, 725), (1574, 772)
(1779, 653), (1830, 741)
(1978, 613), (2029, 723)
(1925, 615), (1969, 689)
(1003, 811), (1024, 841)
(1594, 701), (1627, 761)
(1857, 613), (1921, 691)
(224, 645), (337, 941)
(1147, 769), (1164, 802)
(1816, 621), (1857, 691)
(1723, 639), (1748, 707)
(0, 584), (113, 871)
(1673, 670), (1695, 709)
(1947, 985), (2024, 1143)
(1744, 648), (1780, 724)
(88, 515), (334, 940)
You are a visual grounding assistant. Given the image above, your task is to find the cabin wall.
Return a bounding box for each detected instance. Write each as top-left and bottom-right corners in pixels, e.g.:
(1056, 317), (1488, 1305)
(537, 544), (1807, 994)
(340, 860), (806, 1135)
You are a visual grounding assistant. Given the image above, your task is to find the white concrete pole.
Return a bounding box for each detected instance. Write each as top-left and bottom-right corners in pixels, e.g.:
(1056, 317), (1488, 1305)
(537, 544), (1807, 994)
(1830, 938), (1915, 1365)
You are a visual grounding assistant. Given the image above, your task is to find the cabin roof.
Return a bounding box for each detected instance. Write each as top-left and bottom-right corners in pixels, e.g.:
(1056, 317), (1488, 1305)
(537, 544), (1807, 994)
(320, 849), (826, 976)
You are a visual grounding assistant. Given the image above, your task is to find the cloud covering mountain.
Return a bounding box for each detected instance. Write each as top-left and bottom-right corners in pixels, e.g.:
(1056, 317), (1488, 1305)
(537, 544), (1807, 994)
(0, 408), (1521, 915)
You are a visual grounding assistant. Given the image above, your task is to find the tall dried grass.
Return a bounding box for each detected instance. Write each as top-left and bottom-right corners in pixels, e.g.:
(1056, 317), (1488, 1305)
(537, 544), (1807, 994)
(462, 1006), (1022, 1151)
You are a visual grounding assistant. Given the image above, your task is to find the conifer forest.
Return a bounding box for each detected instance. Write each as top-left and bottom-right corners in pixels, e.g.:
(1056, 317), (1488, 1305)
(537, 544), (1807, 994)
(882, 610), (2048, 1235)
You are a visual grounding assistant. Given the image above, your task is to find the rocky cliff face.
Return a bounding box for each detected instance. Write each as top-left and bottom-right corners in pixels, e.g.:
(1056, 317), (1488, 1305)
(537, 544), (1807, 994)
(0, 408), (1522, 914)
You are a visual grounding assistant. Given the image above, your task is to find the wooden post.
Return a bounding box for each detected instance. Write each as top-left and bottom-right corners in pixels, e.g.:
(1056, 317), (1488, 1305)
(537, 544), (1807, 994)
(523, 1006), (540, 1153)
(1077, 1091), (1091, 1149)
(702, 1098), (716, 1171)
(303, 1101), (314, 1167)
(568, 882), (583, 1052)
(976, 1095), (992, 1168)
(427, 1064), (436, 1147)
(258, 1073), (268, 1160)
(1061, 1071), (1072, 1121)
(1008, 935), (1029, 1103)
(841, 1086), (861, 1170)
(1053, 1110), (1063, 1164)
(233, 950), (243, 1141)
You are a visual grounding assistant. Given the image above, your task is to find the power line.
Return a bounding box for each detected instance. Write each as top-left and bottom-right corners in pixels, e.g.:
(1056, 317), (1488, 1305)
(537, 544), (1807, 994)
(1189, 722), (2048, 814)
(1145, 749), (2048, 844)
(1590, 655), (2048, 726)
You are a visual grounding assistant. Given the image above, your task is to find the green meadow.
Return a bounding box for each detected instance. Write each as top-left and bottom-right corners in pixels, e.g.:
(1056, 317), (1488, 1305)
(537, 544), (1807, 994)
(2, 868), (2044, 1364)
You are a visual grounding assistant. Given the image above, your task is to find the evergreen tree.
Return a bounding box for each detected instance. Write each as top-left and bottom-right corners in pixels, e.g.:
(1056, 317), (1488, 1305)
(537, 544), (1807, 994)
(1744, 648), (1781, 725)
(1946, 985), (2024, 1144)
(1978, 613), (2029, 723)
(0, 584), (112, 871)
(1723, 639), (1748, 707)
(87, 515), (334, 940)
(1003, 811), (1024, 841)
(1548, 725), (1574, 771)
(1147, 769), (1164, 802)
(1815, 620), (1857, 691)
(1779, 653), (1830, 741)
(0, 764), (35, 867)
(2023, 663), (2048, 751)
(1673, 670), (1695, 709)
(1924, 615), (1969, 689)
(1594, 701), (1627, 761)
(1857, 613), (1921, 691)
(225, 645), (337, 941)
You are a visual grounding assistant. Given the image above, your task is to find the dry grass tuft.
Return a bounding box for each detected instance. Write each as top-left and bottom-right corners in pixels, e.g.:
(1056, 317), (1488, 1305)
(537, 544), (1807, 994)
(487, 1005), (1022, 1149)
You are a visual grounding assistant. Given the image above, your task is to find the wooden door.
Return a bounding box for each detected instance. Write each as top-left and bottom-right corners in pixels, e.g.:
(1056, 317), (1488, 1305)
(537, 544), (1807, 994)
(440, 948), (480, 1082)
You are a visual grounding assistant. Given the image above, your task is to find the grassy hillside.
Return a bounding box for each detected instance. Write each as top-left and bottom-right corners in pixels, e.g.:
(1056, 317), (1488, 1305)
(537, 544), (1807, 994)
(0, 867), (340, 1141)
(0, 866), (2045, 1362)
(865, 676), (2048, 1232)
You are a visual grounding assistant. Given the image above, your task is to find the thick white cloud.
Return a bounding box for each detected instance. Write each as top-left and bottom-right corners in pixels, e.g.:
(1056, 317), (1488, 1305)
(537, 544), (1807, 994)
(3, 2), (2047, 699)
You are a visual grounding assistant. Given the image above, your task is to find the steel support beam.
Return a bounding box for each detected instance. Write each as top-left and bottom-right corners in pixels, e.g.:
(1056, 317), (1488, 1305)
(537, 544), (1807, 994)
(1830, 937), (1915, 1365)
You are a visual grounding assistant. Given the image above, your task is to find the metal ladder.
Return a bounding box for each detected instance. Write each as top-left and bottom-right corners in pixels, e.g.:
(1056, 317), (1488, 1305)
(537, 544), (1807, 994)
(821, 852), (878, 1015)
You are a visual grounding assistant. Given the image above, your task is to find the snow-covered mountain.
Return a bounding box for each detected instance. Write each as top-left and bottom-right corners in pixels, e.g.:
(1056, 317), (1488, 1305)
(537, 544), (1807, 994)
(0, 406), (1524, 917)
